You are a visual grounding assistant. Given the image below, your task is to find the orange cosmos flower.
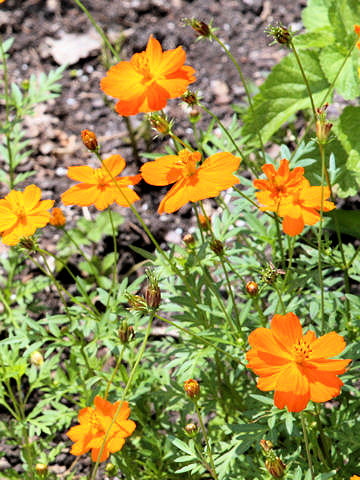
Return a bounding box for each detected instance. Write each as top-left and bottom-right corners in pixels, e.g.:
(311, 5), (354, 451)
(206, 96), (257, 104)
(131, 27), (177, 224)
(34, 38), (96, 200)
(61, 155), (141, 210)
(66, 396), (136, 462)
(246, 312), (351, 412)
(253, 159), (305, 213)
(0, 185), (54, 246)
(100, 35), (196, 116)
(141, 149), (240, 214)
(351, 476), (360, 480)
(49, 207), (66, 227)
(277, 180), (335, 236)
(354, 25), (360, 36)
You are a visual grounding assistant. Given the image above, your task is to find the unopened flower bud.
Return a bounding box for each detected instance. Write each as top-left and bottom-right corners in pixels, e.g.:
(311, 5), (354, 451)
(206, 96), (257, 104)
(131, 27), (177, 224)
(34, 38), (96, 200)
(145, 269), (161, 309)
(118, 321), (135, 344)
(316, 103), (332, 144)
(198, 214), (211, 231)
(184, 379), (200, 399)
(105, 462), (118, 477)
(49, 207), (66, 227)
(266, 24), (292, 45)
(182, 90), (199, 106)
(35, 463), (48, 476)
(148, 113), (172, 135)
(210, 239), (224, 256)
(185, 423), (198, 436)
(31, 351), (44, 367)
(81, 129), (98, 151)
(265, 457), (286, 478)
(262, 262), (285, 285)
(246, 281), (259, 296)
(183, 233), (195, 246)
(125, 293), (147, 312)
(183, 18), (211, 38)
(260, 439), (273, 453)
(18, 236), (38, 253)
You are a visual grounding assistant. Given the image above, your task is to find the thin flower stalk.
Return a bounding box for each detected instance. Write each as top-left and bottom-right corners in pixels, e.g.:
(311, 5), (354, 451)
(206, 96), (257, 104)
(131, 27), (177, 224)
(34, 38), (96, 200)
(104, 345), (126, 401)
(194, 400), (219, 480)
(290, 36), (359, 164)
(107, 208), (118, 309)
(300, 412), (315, 480)
(0, 37), (14, 188)
(289, 38), (317, 122)
(210, 33), (266, 162)
(317, 142), (326, 334)
(199, 202), (241, 333)
(154, 313), (243, 365)
(90, 313), (154, 480)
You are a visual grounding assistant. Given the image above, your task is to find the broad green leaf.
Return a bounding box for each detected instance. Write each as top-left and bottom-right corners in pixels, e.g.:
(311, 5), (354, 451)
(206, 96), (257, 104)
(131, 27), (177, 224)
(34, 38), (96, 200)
(333, 106), (360, 193)
(302, 0), (331, 31)
(242, 50), (330, 147)
(328, 0), (360, 46)
(327, 210), (360, 239)
(319, 45), (360, 100)
(293, 29), (335, 49)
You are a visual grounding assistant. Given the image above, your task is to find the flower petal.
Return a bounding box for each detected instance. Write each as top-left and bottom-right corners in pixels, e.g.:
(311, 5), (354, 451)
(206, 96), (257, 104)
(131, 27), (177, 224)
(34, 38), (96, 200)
(271, 313), (303, 350)
(102, 155), (126, 178)
(158, 178), (191, 214)
(274, 363), (310, 412)
(23, 185), (42, 211)
(141, 155), (183, 186)
(61, 184), (100, 207)
(67, 166), (96, 183)
(309, 331), (347, 359)
(282, 215), (304, 236)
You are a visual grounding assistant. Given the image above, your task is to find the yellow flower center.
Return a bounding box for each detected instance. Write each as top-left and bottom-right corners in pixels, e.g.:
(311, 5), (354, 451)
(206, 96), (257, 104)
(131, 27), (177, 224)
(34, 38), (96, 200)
(14, 203), (27, 222)
(175, 149), (198, 177)
(132, 53), (153, 83)
(89, 411), (105, 433)
(291, 338), (312, 364)
(94, 169), (109, 189)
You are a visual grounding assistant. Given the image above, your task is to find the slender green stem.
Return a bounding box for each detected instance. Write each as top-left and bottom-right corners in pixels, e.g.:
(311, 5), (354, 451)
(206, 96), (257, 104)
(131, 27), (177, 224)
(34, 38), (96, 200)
(31, 253), (72, 321)
(201, 265), (237, 334)
(289, 39), (317, 122)
(36, 249), (99, 317)
(347, 244), (360, 269)
(90, 313), (154, 480)
(0, 288), (18, 329)
(72, 0), (119, 60)
(104, 344), (126, 400)
(281, 236), (295, 291)
(300, 412), (315, 480)
(274, 214), (285, 268)
(199, 202), (241, 333)
(321, 165), (351, 326)
(154, 313), (243, 365)
(318, 143), (326, 334)
(290, 37), (358, 163)
(211, 33), (266, 162)
(107, 208), (118, 308)
(193, 203), (205, 243)
(15, 380), (35, 479)
(168, 131), (194, 151)
(194, 400), (218, 480)
(274, 283), (286, 314)
(232, 186), (276, 220)
(0, 37), (15, 188)
(198, 103), (244, 158)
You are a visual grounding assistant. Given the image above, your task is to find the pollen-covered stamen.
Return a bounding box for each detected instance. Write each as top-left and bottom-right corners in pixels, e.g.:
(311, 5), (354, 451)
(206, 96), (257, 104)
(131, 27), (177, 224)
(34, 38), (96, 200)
(175, 150), (197, 177)
(89, 411), (105, 433)
(132, 53), (153, 82)
(14, 202), (27, 222)
(94, 169), (109, 189)
(291, 338), (312, 364)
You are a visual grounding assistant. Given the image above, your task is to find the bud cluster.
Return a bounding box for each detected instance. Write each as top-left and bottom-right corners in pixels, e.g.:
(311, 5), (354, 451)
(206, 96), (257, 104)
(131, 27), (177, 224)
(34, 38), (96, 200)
(260, 439), (286, 478)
